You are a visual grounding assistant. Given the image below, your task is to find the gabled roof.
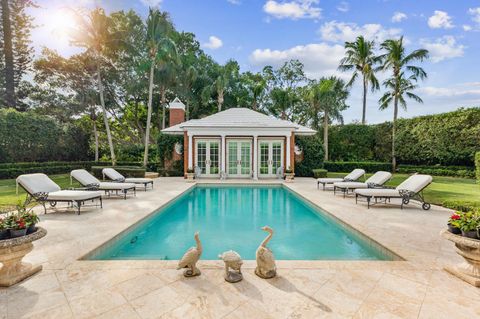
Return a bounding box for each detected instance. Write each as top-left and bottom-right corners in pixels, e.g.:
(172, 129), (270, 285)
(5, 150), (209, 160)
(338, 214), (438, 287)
(162, 108), (316, 135)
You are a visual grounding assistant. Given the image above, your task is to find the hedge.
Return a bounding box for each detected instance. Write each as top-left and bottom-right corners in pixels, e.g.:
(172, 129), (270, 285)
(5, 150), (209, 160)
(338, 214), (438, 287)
(442, 200), (480, 213)
(294, 134), (324, 177)
(476, 152), (480, 183)
(0, 108), (91, 163)
(312, 169), (328, 178)
(91, 166), (146, 179)
(397, 164), (475, 178)
(324, 161), (392, 173)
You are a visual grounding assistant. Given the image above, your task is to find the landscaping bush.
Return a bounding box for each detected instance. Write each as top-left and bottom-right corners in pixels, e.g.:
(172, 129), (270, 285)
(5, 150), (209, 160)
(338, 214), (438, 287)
(397, 164), (476, 178)
(312, 169), (328, 178)
(117, 144), (158, 162)
(476, 152), (480, 183)
(442, 200), (480, 213)
(327, 124), (377, 162)
(324, 161), (392, 173)
(294, 134), (324, 177)
(91, 166), (146, 179)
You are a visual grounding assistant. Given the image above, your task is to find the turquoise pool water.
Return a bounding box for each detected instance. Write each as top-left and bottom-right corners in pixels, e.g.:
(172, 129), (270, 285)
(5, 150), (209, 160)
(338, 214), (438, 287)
(88, 185), (397, 260)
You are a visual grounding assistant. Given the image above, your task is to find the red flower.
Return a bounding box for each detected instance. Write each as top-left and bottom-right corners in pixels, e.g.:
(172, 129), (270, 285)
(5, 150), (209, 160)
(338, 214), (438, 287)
(450, 214), (460, 220)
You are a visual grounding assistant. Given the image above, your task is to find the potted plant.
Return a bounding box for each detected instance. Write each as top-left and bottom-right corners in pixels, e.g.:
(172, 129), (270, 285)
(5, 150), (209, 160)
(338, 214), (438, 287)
(285, 167), (294, 182)
(447, 212), (462, 234)
(458, 211), (480, 239)
(17, 201), (39, 234)
(6, 213), (28, 238)
(186, 168), (195, 182)
(0, 216), (9, 240)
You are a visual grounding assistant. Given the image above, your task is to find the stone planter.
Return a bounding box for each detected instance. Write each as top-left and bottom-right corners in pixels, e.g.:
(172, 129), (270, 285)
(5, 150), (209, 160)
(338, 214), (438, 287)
(441, 229), (480, 287)
(285, 173), (295, 183)
(0, 227), (47, 287)
(186, 173), (195, 183)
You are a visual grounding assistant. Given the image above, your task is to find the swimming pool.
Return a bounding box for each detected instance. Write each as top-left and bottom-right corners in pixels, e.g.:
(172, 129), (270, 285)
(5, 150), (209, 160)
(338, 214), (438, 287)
(86, 185), (399, 260)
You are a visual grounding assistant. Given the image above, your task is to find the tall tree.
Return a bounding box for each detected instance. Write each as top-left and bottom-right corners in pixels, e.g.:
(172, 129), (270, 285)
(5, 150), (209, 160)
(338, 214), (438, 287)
(338, 36), (379, 124)
(379, 37), (428, 170)
(144, 9), (176, 167)
(182, 65), (197, 120)
(1, 0), (15, 107)
(308, 77), (349, 161)
(212, 60), (238, 112)
(68, 8), (120, 165)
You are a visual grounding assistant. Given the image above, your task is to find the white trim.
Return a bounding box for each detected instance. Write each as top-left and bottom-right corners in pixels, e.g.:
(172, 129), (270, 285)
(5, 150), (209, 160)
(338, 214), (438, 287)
(286, 134), (291, 170)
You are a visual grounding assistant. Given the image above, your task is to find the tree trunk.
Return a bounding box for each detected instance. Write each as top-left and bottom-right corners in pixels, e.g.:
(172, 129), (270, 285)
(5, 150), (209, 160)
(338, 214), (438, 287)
(144, 63), (155, 168)
(96, 62), (116, 166)
(93, 120), (99, 162)
(323, 111), (329, 161)
(186, 100), (190, 120)
(252, 98), (257, 111)
(1, 0), (15, 108)
(218, 90), (223, 112)
(392, 96), (398, 172)
(362, 76), (367, 125)
(161, 88), (166, 129)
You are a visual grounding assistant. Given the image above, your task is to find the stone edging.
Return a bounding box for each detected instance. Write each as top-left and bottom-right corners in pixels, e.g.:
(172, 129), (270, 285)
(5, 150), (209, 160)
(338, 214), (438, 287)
(441, 229), (480, 249)
(0, 227), (47, 249)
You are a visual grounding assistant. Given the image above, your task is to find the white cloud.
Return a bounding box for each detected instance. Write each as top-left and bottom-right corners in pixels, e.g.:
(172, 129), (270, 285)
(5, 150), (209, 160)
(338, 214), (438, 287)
(263, 0), (321, 20)
(140, 0), (163, 7)
(463, 25), (473, 31)
(468, 7), (480, 28)
(319, 21), (402, 43)
(336, 1), (349, 13)
(391, 12), (407, 23)
(419, 82), (480, 97)
(249, 43), (345, 79)
(227, 0), (241, 4)
(203, 36), (223, 50)
(428, 10), (454, 29)
(420, 36), (465, 63)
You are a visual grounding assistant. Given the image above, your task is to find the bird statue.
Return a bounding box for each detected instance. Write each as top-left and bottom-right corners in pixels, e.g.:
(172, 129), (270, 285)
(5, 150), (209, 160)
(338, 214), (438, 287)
(218, 250), (243, 283)
(177, 231), (202, 277)
(255, 226), (276, 279)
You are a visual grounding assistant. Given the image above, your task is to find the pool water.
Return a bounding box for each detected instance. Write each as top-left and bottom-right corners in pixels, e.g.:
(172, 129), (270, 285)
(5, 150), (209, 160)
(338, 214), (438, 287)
(88, 185), (396, 260)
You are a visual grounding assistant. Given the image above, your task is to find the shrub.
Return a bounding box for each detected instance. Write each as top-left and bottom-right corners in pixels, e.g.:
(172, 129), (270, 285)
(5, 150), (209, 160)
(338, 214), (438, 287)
(397, 164), (475, 178)
(476, 152), (480, 183)
(324, 161), (392, 173)
(294, 134), (324, 177)
(117, 144), (158, 162)
(442, 200), (480, 213)
(312, 169), (328, 178)
(91, 166), (146, 179)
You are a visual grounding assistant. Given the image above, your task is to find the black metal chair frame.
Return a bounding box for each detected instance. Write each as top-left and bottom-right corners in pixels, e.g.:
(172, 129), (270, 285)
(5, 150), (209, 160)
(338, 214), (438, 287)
(354, 184), (432, 211)
(71, 178), (136, 200)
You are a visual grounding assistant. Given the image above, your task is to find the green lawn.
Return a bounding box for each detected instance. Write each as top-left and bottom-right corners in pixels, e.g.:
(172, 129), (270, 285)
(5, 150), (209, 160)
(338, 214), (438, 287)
(0, 173), (478, 210)
(327, 172), (479, 205)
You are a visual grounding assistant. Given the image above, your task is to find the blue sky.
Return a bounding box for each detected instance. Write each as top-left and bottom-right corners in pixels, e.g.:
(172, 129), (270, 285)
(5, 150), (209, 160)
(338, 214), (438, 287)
(31, 0), (480, 123)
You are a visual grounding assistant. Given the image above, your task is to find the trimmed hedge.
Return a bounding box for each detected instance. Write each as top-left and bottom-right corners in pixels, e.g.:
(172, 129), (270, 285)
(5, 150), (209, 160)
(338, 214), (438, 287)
(91, 166), (146, 179)
(442, 200), (480, 213)
(312, 169), (328, 178)
(476, 152), (480, 183)
(324, 161), (392, 173)
(294, 134), (324, 177)
(397, 164), (475, 178)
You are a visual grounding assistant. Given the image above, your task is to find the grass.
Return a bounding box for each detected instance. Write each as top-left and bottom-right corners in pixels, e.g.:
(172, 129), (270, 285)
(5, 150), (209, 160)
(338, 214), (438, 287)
(328, 172), (480, 205)
(0, 172), (478, 209)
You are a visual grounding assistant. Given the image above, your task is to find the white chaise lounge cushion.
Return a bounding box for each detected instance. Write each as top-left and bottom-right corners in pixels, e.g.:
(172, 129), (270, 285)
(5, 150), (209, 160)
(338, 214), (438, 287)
(333, 181), (369, 189)
(98, 182), (136, 190)
(47, 190), (103, 201)
(317, 168), (365, 184)
(354, 188), (401, 197)
(102, 168), (153, 184)
(354, 174), (432, 197)
(333, 171), (392, 190)
(71, 169), (136, 190)
(17, 173), (61, 194)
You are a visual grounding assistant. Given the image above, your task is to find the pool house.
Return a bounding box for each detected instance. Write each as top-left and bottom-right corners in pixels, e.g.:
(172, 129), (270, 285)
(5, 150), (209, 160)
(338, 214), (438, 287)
(162, 99), (316, 179)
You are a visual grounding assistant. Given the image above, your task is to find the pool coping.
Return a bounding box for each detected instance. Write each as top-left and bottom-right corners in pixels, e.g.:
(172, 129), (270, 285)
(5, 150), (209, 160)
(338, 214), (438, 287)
(80, 182), (404, 262)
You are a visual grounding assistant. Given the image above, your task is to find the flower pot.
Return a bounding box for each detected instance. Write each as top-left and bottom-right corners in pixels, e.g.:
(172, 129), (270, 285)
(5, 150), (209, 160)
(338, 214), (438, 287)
(461, 229), (479, 240)
(9, 228), (27, 238)
(285, 173), (295, 183)
(0, 229), (9, 240)
(186, 173), (195, 183)
(27, 224), (37, 234)
(447, 223), (461, 234)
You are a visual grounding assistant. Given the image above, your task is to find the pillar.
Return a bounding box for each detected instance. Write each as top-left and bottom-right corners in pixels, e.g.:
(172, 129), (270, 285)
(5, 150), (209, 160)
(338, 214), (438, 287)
(253, 135), (258, 180)
(187, 133), (193, 169)
(221, 135), (226, 176)
(286, 133), (291, 170)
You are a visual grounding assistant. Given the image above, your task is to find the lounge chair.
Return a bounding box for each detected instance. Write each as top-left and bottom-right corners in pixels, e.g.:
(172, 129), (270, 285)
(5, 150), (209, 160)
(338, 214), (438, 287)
(317, 169), (365, 191)
(102, 168), (153, 191)
(333, 171), (392, 198)
(16, 173), (103, 215)
(70, 169), (136, 199)
(354, 174), (433, 210)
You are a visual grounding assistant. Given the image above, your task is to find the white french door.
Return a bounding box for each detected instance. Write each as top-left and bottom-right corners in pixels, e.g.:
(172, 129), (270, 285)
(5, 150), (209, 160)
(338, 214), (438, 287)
(258, 140), (284, 178)
(195, 139), (220, 177)
(227, 140), (252, 178)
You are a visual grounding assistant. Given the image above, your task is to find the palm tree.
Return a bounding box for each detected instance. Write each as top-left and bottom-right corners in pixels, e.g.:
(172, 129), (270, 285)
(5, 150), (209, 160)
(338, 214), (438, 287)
(68, 8), (118, 165)
(143, 9), (176, 167)
(379, 37), (428, 170)
(250, 73), (266, 111)
(1, 0), (15, 107)
(338, 36), (380, 124)
(308, 77), (349, 161)
(270, 88), (292, 120)
(183, 65), (198, 120)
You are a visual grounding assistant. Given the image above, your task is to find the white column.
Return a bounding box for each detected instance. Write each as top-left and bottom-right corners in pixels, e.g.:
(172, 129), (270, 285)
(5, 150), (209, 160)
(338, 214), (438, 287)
(285, 133), (291, 170)
(220, 135), (226, 175)
(253, 135), (258, 180)
(188, 133), (193, 169)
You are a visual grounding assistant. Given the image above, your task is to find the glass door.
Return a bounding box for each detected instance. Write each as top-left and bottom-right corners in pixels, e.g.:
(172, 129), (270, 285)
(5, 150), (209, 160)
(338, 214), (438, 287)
(258, 140), (284, 178)
(195, 139), (220, 177)
(227, 140), (252, 178)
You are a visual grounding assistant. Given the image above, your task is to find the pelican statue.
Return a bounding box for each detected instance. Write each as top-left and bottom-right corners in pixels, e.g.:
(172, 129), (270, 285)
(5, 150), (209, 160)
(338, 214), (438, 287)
(177, 231), (202, 277)
(255, 226), (277, 279)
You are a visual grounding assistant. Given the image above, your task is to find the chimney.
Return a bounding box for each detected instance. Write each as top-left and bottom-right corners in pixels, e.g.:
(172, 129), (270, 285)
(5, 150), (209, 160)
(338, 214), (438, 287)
(168, 97), (185, 127)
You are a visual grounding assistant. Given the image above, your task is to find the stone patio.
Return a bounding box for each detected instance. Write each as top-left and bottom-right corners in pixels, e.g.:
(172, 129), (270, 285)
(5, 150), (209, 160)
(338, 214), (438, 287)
(1, 177), (479, 319)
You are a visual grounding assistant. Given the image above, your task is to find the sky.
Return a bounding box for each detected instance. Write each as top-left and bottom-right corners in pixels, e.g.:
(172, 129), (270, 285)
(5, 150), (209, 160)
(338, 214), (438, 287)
(30, 0), (480, 124)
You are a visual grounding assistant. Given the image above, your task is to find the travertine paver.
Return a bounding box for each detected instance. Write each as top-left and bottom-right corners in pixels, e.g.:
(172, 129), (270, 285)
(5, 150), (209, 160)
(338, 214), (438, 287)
(1, 177), (479, 319)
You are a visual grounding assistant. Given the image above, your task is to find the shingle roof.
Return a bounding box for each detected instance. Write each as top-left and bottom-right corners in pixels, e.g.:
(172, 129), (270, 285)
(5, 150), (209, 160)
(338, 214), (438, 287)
(162, 108), (316, 135)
